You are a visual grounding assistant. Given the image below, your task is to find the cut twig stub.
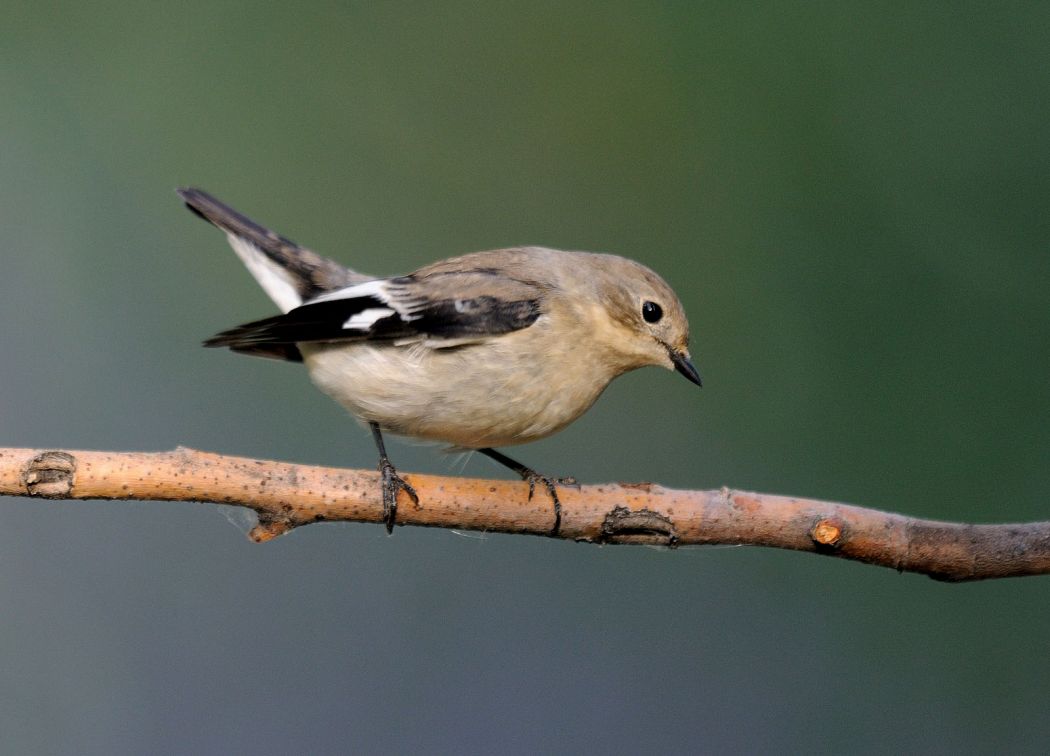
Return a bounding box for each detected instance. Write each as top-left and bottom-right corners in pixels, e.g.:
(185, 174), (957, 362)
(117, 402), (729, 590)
(811, 518), (844, 547)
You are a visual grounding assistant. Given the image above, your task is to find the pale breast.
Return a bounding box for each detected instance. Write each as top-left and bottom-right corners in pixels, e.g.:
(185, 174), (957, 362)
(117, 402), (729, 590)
(300, 324), (617, 448)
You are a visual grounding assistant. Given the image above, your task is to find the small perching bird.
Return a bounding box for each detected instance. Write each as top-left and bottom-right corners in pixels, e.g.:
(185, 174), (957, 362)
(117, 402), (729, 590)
(179, 188), (701, 534)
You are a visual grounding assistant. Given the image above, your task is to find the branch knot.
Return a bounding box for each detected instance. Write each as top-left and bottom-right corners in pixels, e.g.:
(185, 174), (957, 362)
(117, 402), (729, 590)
(599, 506), (678, 548)
(22, 451), (77, 498)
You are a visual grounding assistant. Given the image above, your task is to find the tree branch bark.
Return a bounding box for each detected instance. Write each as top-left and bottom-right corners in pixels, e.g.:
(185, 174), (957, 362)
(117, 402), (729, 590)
(0, 446), (1047, 582)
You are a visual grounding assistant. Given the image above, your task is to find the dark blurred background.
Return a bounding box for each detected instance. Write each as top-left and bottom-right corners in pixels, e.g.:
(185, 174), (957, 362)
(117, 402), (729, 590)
(2, 2), (1048, 753)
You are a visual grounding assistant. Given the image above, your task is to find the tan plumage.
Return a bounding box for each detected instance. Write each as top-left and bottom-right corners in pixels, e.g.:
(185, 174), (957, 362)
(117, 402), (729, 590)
(179, 188), (700, 533)
(304, 247), (694, 448)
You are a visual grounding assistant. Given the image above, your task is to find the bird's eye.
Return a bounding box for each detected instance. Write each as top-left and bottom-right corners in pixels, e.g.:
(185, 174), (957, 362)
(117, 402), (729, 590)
(641, 301), (663, 323)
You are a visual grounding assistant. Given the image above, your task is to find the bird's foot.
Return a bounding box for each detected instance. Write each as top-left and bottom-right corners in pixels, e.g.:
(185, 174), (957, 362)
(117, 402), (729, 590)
(379, 460), (418, 534)
(522, 470), (577, 536)
(475, 448), (574, 536)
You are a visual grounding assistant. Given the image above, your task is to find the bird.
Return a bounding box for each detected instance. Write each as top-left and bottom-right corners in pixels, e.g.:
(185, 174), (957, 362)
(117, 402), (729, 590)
(178, 188), (701, 534)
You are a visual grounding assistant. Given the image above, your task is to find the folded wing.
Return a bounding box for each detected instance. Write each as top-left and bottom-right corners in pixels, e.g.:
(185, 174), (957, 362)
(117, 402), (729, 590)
(205, 270), (545, 357)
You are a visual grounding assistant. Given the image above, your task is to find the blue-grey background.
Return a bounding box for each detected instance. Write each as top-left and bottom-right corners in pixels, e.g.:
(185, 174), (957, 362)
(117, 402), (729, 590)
(2, 3), (1048, 753)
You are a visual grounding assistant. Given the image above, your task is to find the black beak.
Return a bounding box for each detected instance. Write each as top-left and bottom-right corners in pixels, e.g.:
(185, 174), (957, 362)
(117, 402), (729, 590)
(669, 348), (703, 388)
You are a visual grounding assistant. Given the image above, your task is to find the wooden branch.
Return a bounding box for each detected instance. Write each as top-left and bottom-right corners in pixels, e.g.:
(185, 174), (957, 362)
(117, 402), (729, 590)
(0, 446), (1047, 582)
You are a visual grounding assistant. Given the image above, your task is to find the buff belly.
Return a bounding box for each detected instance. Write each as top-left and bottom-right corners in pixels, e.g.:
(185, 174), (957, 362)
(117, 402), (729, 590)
(300, 335), (613, 449)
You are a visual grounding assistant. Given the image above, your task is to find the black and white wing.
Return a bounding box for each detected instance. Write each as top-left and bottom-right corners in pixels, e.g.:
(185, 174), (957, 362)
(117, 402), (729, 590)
(204, 270), (545, 360)
(183, 188), (547, 361)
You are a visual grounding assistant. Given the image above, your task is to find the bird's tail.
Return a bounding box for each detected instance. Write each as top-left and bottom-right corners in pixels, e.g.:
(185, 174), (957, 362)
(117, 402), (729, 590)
(178, 187), (369, 312)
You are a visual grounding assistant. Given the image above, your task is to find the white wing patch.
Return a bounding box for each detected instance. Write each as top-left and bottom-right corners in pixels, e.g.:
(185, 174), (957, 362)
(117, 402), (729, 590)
(306, 278), (427, 327)
(225, 233), (303, 313)
(343, 307), (396, 330)
(308, 279), (391, 305)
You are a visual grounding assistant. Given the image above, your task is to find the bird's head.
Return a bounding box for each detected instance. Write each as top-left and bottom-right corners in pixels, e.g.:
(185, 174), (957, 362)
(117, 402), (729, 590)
(584, 254), (701, 387)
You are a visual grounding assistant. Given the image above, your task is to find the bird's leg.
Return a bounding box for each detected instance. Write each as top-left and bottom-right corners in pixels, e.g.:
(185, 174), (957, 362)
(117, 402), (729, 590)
(370, 422), (418, 534)
(477, 448), (573, 535)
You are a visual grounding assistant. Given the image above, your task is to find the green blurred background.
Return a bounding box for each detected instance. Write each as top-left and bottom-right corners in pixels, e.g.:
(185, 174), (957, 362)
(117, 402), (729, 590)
(2, 2), (1048, 753)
